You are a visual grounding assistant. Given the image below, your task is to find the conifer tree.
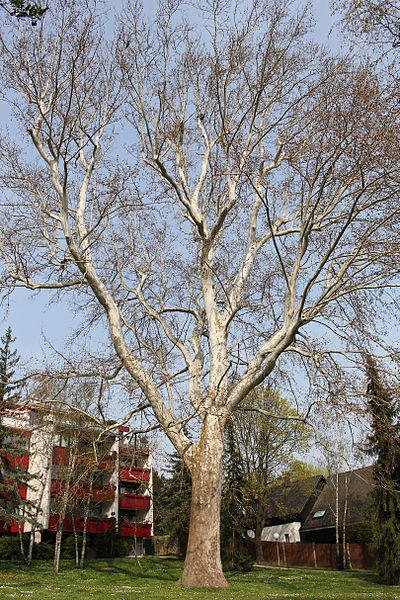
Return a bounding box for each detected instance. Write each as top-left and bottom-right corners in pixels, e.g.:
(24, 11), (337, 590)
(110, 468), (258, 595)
(166, 452), (191, 557)
(0, 327), (32, 535)
(0, 1), (48, 24)
(154, 451), (191, 556)
(220, 419), (252, 569)
(364, 355), (400, 585)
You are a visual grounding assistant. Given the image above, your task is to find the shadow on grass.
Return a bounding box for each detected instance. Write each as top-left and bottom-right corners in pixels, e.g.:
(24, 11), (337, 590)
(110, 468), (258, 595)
(84, 556), (185, 582)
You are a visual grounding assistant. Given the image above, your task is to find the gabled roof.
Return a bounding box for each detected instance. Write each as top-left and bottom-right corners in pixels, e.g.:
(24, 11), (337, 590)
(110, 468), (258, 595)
(301, 466), (374, 533)
(265, 474), (326, 524)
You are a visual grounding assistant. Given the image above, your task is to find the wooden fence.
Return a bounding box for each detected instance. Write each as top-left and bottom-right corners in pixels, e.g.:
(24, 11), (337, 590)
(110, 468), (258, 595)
(249, 540), (376, 570)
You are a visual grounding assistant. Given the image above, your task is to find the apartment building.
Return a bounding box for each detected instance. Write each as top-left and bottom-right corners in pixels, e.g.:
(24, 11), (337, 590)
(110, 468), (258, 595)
(0, 403), (153, 554)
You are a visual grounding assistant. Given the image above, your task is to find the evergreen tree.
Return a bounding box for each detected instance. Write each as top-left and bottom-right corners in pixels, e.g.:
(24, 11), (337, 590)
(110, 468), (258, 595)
(0, 328), (32, 535)
(152, 470), (169, 536)
(220, 419), (252, 570)
(0, 1), (48, 24)
(364, 355), (400, 585)
(153, 451), (191, 556)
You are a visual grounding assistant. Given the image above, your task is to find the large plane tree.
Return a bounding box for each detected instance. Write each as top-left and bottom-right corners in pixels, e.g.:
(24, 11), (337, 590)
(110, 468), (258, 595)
(0, 0), (399, 587)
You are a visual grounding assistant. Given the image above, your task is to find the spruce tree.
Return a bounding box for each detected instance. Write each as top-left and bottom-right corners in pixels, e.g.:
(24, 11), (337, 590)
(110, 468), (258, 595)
(156, 451), (191, 556)
(220, 418), (252, 569)
(0, 327), (31, 532)
(365, 355), (400, 584)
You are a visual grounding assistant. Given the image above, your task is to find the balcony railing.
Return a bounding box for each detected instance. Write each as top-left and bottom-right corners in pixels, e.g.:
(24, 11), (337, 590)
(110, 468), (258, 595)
(0, 519), (24, 533)
(48, 514), (115, 533)
(119, 444), (149, 457)
(119, 466), (150, 482)
(92, 484), (116, 502)
(0, 482), (27, 500)
(52, 447), (116, 470)
(119, 521), (151, 537)
(52, 446), (69, 465)
(50, 479), (116, 501)
(1, 452), (29, 468)
(119, 494), (151, 510)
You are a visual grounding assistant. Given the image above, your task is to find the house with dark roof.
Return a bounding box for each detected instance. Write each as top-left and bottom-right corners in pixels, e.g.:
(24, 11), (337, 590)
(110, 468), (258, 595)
(255, 474), (326, 543)
(300, 466), (374, 543)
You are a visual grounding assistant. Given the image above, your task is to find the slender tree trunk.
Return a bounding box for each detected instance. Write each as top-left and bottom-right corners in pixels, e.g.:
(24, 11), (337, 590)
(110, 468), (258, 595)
(53, 527), (63, 574)
(178, 416), (228, 588)
(53, 453), (76, 573)
(79, 478), (92, 569)
(16, 522), (26, 563)
(27, 529), (35, 565)
(335, 471), (340, 569)
(342, 474), (349, 570)
(72, 514), (79, 568)
(254, 503), (265, 563)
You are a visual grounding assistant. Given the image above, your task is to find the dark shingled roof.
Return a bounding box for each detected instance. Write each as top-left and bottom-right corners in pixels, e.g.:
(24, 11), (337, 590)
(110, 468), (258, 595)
(264, 474), (326, 525)
(301, 466), (374, 533)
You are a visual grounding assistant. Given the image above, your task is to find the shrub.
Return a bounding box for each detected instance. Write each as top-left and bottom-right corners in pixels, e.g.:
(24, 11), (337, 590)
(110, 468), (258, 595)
(90, 531), (131, 558)
(0, 535), (22, 560)
(32, 541), (53, 560)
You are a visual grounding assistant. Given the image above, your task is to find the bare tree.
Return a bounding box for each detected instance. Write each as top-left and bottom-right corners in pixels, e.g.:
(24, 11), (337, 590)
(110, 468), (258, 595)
(332, 0), (400, 48)
(0, 0), (399, 587)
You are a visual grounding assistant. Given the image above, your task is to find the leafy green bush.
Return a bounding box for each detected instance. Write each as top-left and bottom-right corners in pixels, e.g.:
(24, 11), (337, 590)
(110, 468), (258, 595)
(60, 535), (77, 559)
(0, 535), (22, 560)
(32, 540), (53, 560)
(222, 541), (254, 572)
(90, 531), (131, 558)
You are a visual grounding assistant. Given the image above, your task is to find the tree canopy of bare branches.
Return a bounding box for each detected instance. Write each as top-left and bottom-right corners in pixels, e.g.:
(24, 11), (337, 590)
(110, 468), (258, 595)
(0, 0), (399, 587)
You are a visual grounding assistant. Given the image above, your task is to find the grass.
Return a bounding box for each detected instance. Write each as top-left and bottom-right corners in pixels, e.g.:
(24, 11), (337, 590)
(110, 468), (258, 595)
(0, 557), (400, 600)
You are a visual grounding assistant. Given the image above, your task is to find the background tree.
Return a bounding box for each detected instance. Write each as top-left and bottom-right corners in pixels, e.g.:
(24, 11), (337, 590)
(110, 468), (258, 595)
(226, 385), (312, 563)
(364, 355), (400, 585)
(0, 0), (48, 24)
(0, 328), (34, 560)
(332, 1), (400, 47)
(152, 452), (191, 557)
(220, 419), (252, 570)
(0, 0), (400, 587)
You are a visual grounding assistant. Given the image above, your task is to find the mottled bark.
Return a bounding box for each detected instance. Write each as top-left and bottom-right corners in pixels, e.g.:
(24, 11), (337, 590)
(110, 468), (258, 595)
(178, 416), (228, 588)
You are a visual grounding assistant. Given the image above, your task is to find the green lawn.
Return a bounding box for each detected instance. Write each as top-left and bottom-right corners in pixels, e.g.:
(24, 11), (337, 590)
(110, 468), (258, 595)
(0, 557), (399, 600)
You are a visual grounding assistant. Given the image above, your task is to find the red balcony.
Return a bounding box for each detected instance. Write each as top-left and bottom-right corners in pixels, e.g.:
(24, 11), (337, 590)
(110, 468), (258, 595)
(119, 521), (151, 537)
(0, 482), (27, 500)
(1, 452), (29, 468)
(119, 445), (149, 457)
(50, 480), (116, 501)
(92, 484), (116, 502)
(52, 446), (69, 465)
(52, 447), (115, 470)
(119, 494), (151, 510)
(119, 466), (150, 482)
(97, 456), (116, 470)
(0, 519), (24, 533)
(48, 514), (115, 533)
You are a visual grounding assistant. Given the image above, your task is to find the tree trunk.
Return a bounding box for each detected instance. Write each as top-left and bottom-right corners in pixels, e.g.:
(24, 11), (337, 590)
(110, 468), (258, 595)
(53, 528), (63, 574)
(79, 474), (94, 569)
(342, 474), (349, 570)
(178, 416), (228, 588)
(16, 522), (26, 563)
(254, 503), (265, 563)
(72, 515), (79, 568)
(335, 471), (341, 569)
(53, 452), (76, 573)
(26, 529), (35, 565)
